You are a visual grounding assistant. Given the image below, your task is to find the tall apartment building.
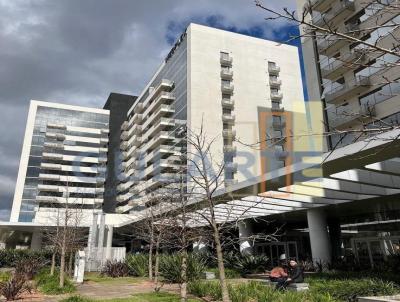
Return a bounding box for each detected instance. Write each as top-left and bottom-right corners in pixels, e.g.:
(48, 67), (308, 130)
(10, 101), (110, 223)
(103, 93), (137, 213)
(116, 23), (306, 213)
(297, 0), (400, 148)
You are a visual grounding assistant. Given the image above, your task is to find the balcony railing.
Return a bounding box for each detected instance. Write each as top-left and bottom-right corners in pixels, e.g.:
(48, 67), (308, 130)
(269, 78), (282, 87)
(220, 53), (233, 65)
(222, 113), (235, 123)
(221, 99), (235, 108)
(272, 120), (286, 130)
(312, 0), (355, 28)
(328, 104), (376, 128)
(271, 91), (283, 101)
(223, 145), (237, 153)
(268, 65), (280, 74)
(222, 129), (236, 138)
(220, 69), (233, 79)
(275, 150), (289, 161)
(325, 76), (371, 104)
(221, 82), (234, 94)
(225, 162), (238, 172)
(310, 0), (335, 12)
(321, 49), (367, 80)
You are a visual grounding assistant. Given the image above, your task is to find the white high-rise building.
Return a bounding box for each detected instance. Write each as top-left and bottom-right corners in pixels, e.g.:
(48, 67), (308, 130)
(297, 0), (400, 149)
(117, 23), (306, 213)
(10, 101), (110, 223)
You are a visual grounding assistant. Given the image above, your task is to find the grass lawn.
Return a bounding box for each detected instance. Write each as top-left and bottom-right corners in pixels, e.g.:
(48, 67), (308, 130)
(84, 272), (146, 285)
(63, 292), (200, 302)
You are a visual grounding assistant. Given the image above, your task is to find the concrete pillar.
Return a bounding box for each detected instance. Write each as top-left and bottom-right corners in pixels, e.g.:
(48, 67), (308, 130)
(193, 238), (208, 254)
(239, 220), (254, 255)
(87, 213), (98, 256)
(105, 225), (113, 260)
(307, 208), (332, 265)
(97, 214), (106, 264)
(30, 231), (42, 250)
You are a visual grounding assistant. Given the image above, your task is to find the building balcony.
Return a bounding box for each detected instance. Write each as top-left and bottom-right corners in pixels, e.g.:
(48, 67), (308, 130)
(270, 137), (286, 146)
(328, 104), (377, 129)
(321, 49), (367, 81)
(134, 103), (144, 114)
(96, 177), (106, 184)
(220, 53), (233, 66)
(40, 163), (62, 170)
(310, 0), (335, 12)
(325, 76), (372, 105)
(271, 91), (283, 101)
(268, 65), (280, 75)
(221, 82), (234, 94)
(222, 129), (236, 138)
(313, 0), (355, 28)
(44, 142), (64, 149)
(221, 98), (235, 108)
(225, 162), (238, 172)
(222, 113), (235, 123)
(223, 145), (237, 154)
(101, 129), (109, 134)
(45, 133), (65, 141)
(275, 150), (289, 161)
(121, 141), (129, 150)
(47, 123), (66, 130)
(272, 120), (286, 130)
(269, 78), (282, 87)
(37, 184), (60, 192)
(121, 121), (129, 131)
(220, 69), (233, 79)
(131, 114), (143, 125)
(317, 35), (354, 57)
(98, 156), (107, 163)
(272, 106), (284, 112)
(42, 152), (63, 160)
(121, 131), (129, 140)
(224, 179), (238, 187)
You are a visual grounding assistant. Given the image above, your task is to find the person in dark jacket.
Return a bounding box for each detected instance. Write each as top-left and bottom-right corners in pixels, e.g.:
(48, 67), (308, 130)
(287, 260), (304, 284)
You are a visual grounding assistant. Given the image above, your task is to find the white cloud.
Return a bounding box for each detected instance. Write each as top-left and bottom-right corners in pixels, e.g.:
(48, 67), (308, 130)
(0, 0), (297, 214)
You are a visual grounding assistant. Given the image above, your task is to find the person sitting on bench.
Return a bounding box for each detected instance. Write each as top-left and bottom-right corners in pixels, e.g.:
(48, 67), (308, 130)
(287, 260), (304, 285)
(269, 263), (288, 290)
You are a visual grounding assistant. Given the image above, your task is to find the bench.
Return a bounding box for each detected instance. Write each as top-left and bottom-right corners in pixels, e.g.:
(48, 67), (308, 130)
(262, 280), (309, 292)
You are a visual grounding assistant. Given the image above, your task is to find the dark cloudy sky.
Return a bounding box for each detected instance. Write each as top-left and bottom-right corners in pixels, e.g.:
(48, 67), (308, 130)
(0, 0), (299, 221)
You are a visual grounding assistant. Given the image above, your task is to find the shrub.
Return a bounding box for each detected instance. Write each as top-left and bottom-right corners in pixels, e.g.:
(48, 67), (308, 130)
(159, 254), (206, 283)
(188, 280), (222, 300)
(233, 254), (269, 275)
(15, 256), (46, 280)
(101, 260), (129, 278)
(0, 249), (52, 268)
(188, 280), (337, 302)
(0, 273), (31, 301)
(125, 253), (149, 277)
(309, 277), (399, 302)
(35, 268), (76, 295)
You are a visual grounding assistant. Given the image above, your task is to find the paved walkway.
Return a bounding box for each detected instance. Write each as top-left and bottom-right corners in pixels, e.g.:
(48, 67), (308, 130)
(7, 279), (181, 301)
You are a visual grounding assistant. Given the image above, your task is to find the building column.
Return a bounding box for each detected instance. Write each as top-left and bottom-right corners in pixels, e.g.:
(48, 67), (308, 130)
(97, 213), (106, 264)
(239, 220), (254, 255)
(105, 225), (113, 260)
(307, 208), (332, 265)
(30, 231), (42, 250)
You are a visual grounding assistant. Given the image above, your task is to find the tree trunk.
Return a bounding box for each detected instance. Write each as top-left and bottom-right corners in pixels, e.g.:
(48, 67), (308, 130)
(180, 250), (188, 302)
(213, 227), (230, 302)
(154, 238), (160, 292)
(59, 244), (66, 287)
(68, 252), (73, 277)
(148, 241), (153, 280)
(50, 251), (56, 276)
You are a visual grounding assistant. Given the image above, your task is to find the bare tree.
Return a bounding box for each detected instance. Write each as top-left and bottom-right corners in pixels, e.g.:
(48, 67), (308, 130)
(252, 0), (400, 152)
